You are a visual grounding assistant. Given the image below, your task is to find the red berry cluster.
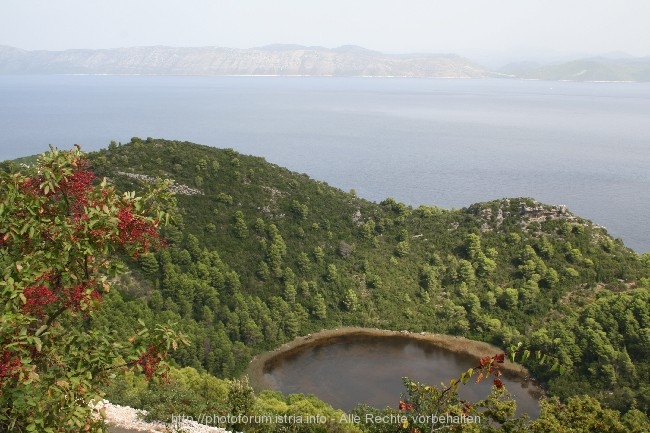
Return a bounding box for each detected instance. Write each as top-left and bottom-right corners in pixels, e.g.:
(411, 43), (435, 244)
(117, 206), (160, 257)
(60, 167), (95, 196)
(22, 285), (58, 317)
(19, 176), (41, 196)
(134, 345), (167, 381)
(60, 166), (95, 211)
(62, 283), (101, 312)
(0, 350), (22, 381)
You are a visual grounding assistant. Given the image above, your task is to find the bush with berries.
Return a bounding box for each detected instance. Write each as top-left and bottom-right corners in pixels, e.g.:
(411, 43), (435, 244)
(0, 146), (186, 432)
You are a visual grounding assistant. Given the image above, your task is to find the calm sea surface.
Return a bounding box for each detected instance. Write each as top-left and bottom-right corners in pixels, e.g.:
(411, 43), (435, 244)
(1, 75), (648, 252)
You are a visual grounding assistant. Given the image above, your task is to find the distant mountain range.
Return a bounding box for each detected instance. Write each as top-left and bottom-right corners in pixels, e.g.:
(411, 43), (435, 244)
(0, 44), (489, 78)
(1, 44), (649, 81)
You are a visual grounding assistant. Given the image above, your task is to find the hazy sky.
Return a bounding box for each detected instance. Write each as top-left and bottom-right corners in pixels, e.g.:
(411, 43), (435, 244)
(2, 0), (649, 62)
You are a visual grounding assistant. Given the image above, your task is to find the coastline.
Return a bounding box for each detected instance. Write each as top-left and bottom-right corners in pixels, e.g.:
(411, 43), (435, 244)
(246, 327), (531, 392)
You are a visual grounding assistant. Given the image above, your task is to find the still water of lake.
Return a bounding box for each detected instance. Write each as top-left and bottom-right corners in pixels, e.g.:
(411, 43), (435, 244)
(263, 334), (541, 418)
(1, 75), (648, 252)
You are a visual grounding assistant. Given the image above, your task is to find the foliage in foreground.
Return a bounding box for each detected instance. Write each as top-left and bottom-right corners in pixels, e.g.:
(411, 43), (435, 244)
(106, 362), (649, 432)
(105, 366), (363, 433)
(0, 147), (186, 432)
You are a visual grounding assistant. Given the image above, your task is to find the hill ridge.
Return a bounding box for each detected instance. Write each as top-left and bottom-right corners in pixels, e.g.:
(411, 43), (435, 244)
(0, 44), (489, 77)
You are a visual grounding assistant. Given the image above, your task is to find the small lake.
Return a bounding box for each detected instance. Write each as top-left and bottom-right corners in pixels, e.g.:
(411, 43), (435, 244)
(262, 334), (542, 418)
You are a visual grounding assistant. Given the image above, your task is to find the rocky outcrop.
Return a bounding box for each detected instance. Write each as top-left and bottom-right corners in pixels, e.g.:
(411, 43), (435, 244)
(115, 171), (203, 196)
(91, 400), (227, 433)
(467, 198), (599, 233)
(519, 202), (574, 224)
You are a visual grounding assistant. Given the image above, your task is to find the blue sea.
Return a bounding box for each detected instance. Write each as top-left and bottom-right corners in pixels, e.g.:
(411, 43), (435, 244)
(1, 75), (649, 252)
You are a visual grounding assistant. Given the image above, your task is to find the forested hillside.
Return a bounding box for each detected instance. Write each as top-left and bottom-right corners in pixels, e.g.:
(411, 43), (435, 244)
(5, 138), (647, 429)
(78, 138), (649, 414)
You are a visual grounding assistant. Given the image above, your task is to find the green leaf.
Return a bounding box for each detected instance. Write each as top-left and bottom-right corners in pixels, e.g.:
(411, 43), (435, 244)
(35, 325), (48, 336)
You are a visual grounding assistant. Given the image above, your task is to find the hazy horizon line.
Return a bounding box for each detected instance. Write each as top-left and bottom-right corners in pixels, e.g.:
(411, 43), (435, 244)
(3, 43), (648, 61)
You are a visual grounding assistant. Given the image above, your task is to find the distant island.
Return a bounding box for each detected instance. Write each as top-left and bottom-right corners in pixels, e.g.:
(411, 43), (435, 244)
(499, 56), (650, 82)
(0, 44), (489, 78)
(2, 44), (649, 81)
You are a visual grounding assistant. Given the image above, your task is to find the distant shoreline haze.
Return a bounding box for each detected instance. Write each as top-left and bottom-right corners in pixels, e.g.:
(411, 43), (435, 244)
(1, 44), (650, 81)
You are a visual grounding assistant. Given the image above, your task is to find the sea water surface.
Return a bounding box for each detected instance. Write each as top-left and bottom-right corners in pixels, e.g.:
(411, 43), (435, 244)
(1, 75), (648, 252)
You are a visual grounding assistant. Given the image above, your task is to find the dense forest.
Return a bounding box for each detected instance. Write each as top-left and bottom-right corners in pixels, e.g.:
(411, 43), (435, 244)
(3, 138), (649, 431)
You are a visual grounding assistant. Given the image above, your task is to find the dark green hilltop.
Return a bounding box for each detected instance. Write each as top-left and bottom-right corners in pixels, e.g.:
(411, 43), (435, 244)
(4, 137), (649, 429)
